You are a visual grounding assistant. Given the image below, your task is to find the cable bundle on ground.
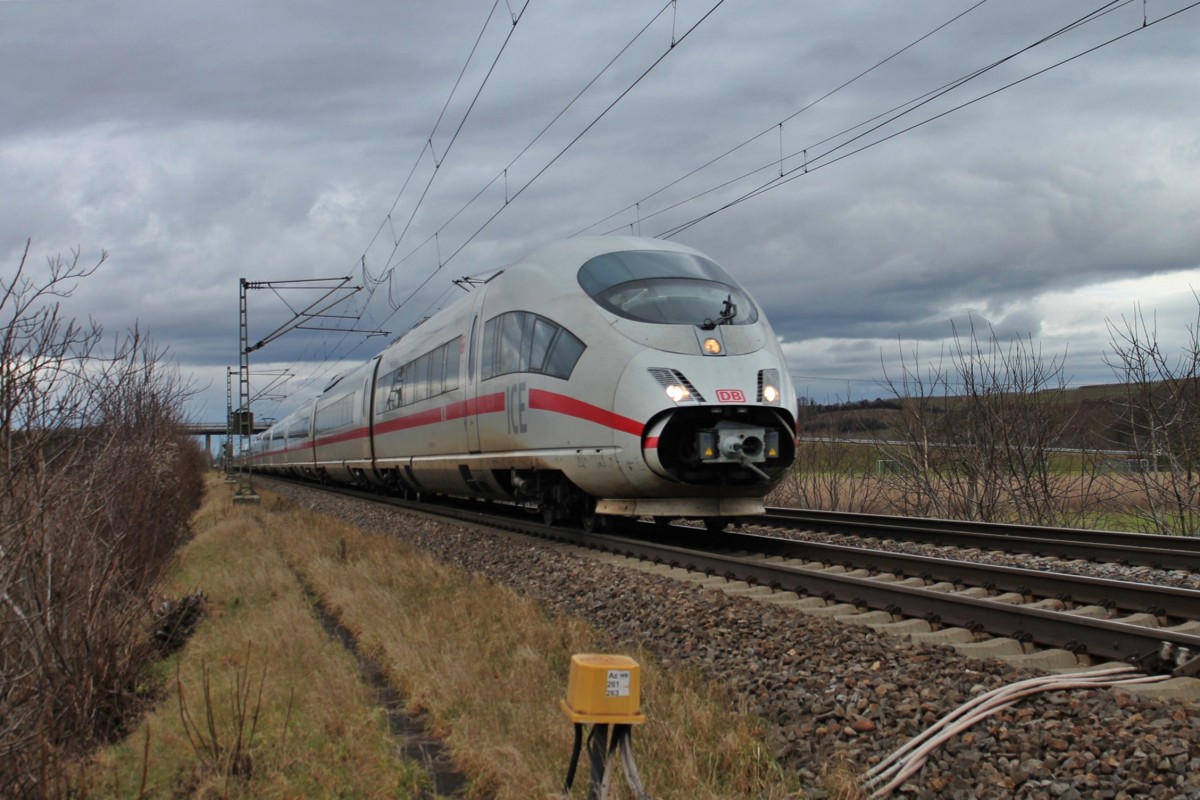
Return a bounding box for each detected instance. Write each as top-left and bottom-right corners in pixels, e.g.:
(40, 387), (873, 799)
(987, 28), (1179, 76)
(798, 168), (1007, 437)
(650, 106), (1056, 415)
(863, 664), (1170, 798)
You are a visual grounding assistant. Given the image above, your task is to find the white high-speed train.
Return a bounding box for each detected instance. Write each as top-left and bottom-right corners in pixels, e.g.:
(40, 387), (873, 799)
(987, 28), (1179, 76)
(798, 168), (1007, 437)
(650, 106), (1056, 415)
(248, 236), (796, 530)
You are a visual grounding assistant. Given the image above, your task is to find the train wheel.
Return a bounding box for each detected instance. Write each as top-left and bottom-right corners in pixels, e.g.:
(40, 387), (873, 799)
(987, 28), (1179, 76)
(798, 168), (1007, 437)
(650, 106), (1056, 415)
(704, 516), (729, 533)
(542, 505), (557, 526)
(580, 499), (606, 533)
(581, 512), (607, 533)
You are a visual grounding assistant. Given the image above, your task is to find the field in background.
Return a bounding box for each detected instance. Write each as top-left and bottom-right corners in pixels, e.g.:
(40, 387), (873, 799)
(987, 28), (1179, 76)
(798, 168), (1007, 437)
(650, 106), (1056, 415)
(773, 436), (1183, 533)
(784, 368), (1200, 535)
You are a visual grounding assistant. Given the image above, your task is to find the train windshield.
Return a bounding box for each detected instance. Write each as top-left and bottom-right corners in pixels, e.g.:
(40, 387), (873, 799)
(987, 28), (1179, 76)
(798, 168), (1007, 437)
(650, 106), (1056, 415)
(577, 250), (758, 326)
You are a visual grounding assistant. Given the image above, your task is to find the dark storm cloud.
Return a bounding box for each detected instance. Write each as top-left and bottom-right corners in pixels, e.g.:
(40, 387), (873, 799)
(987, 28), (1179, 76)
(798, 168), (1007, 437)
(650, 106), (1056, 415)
(0, 1), (462, 137)
(3, 0), (1199, 418)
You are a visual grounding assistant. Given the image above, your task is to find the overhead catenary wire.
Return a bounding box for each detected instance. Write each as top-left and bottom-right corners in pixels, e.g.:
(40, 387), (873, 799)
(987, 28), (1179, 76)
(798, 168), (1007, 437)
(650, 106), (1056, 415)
(572, 0), (993, 238)
(654, 0), (1200, 240)
(385, 1), (677, 284)
(373, 0), (730, 337)
(268, 2), (532, 405)
(597, 0), (1138, 239)
(644, 0), (1138, 238)
(272, 0), (679, 404)
(358, 0), (521, 268)
(281, 1), (1083, 405)
(383, 1), (533, 258)
(352, 0), (531, 316)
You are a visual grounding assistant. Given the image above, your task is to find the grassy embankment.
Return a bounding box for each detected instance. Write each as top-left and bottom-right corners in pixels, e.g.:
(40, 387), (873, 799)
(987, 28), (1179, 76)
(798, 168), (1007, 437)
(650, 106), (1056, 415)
(82, 477), (825, 798)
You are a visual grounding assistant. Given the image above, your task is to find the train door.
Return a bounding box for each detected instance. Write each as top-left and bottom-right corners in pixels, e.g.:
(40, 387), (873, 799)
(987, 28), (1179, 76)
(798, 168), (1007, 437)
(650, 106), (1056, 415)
(364, 355), (381, 473)
(463, 313), (482, 453)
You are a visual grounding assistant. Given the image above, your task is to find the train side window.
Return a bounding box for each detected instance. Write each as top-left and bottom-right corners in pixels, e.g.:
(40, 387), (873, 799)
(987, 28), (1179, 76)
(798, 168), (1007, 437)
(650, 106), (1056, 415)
(481, 311), (586, 380)
(499, 313), (523, 374)
(544, 329), (585, 379)
(288, 417), (308, 441)
(379, 367), (404, 413)
(529, 317), (556, 371)
(518, 313), (538, 371)
(428, 347), (445, 398)
(481, 319), (498, 380)
(382, 337), (464, 409)
(315, 395), (354, 434)
(411, 355), (430, 403)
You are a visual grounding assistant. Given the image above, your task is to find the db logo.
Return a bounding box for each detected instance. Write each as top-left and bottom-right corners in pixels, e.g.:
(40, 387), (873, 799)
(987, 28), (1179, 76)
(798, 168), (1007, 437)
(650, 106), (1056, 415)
(715, 389), (745, 402)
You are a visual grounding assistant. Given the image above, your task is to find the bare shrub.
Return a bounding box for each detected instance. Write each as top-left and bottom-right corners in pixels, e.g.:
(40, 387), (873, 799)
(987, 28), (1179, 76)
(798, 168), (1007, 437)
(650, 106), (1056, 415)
(779, 403), (886, 512)
(876, 320), (1107, 525)
(0, 241), (205, 796)
(175, 648), (267, 786)
(1102, 300), (1200, 534)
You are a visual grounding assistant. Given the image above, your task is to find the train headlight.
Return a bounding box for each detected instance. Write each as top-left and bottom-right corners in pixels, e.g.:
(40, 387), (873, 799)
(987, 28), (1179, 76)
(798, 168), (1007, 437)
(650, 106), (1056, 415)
(665, 384), (690, 403)
(702, 338), (722, 355)
(758, 369), (781, 405)
(649, 368), (702, 404)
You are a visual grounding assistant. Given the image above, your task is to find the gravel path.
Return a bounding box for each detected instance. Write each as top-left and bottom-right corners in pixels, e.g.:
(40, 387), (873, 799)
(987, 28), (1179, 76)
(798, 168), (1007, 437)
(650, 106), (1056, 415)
(268, 482), (1200, 800)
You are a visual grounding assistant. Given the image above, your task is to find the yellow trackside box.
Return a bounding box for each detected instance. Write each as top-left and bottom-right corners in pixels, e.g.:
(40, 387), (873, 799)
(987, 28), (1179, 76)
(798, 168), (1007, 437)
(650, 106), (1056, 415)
(560, 654), (646, 725)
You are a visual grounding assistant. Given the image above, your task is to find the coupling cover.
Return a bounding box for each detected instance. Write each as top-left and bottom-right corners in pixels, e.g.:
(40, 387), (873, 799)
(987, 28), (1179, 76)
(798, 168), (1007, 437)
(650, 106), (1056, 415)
(697, 420), (778, 464)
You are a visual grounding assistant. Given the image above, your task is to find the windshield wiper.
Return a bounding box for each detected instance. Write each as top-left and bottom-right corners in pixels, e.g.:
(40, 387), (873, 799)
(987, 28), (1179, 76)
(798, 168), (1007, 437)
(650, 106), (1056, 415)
(701, 294), (738, 330)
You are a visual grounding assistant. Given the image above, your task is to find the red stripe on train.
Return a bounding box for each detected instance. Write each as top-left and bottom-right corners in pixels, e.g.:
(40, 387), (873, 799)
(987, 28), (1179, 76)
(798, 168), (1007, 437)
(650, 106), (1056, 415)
(528, 389), (644, 438)
(279, 388), (644, 448)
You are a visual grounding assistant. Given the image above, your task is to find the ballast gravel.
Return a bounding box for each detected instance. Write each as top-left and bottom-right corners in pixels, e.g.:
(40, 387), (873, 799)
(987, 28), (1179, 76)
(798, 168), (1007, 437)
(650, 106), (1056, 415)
(267, 482), (1200, 800)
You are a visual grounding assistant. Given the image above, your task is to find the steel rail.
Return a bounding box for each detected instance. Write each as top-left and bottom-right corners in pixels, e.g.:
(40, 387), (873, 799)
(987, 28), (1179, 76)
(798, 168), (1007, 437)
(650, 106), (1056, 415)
(630, 525), (1200, 621)
(550, 525), (1200, 677)
(763, 508), (1200, 572)
(262, 478), (1200, 676)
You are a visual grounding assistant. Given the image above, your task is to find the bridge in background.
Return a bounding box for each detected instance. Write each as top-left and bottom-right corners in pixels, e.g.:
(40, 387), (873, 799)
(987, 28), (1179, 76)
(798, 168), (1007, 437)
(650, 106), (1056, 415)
(182, 420), (271, 457)
(182, 420), (270, 436)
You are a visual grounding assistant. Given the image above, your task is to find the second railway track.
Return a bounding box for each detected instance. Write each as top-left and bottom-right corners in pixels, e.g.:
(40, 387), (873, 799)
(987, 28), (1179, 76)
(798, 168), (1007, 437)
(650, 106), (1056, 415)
(763, 507), (1200, 572)
(263, 477), (1200, 695)
(549, 522), (1200, 685)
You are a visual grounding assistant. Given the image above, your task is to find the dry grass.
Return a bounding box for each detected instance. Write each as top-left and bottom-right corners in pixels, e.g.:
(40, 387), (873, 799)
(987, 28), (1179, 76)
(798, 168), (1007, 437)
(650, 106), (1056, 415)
(272, 495), (804, 799)
(79, 477), (813, 798)
(80, 479), (436, 798)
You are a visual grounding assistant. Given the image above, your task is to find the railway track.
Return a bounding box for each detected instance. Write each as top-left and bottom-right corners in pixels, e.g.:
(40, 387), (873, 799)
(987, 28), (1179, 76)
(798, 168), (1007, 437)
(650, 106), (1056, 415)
(763, 507), (1200, 572)
(263, 478), (1200, 691)
(575, 523), (1200, 682)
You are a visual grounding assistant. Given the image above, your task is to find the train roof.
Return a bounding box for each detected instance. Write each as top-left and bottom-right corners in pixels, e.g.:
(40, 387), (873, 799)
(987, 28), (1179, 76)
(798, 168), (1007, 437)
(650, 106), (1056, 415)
(515, 235), (706, 273)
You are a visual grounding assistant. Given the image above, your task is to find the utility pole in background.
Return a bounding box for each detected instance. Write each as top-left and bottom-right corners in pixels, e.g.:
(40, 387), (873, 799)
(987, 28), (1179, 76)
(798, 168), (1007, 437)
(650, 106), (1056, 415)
(223, 367), (235, 477)
(233, 278), (258, 501)
(231, 275), (378, 503)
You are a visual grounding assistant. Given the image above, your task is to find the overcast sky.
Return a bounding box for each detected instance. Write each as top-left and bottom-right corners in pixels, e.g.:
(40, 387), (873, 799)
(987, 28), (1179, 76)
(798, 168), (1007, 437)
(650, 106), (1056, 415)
(4, 0), (1199, 427)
